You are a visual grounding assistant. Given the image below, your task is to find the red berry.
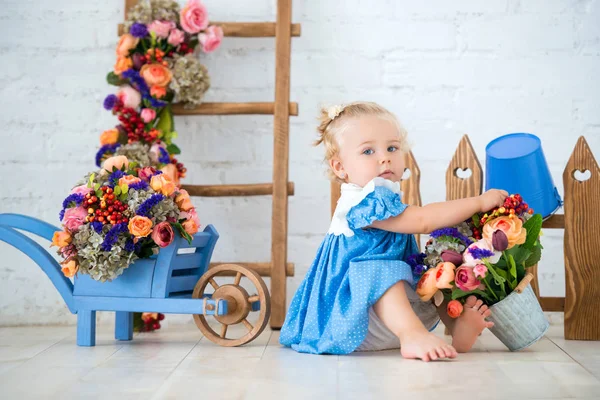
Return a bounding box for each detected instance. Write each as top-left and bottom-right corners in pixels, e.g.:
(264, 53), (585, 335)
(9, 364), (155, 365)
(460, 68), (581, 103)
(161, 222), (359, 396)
(158, 314), (165, 321)
(98, 216), (105, 222)
(153, 322), (160, 330)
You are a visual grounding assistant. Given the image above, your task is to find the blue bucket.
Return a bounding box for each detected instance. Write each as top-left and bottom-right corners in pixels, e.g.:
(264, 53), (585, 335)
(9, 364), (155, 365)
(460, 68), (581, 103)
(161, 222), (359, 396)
(485, 133), (562, 218)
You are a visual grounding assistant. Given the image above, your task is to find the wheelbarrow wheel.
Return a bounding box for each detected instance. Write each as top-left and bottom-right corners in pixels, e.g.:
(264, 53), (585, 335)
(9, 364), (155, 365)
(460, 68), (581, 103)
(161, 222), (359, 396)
(192, 264), (271, 347)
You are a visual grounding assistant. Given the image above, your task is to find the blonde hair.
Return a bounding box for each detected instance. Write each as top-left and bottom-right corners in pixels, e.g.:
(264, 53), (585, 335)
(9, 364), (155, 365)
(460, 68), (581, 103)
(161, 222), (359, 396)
(313, 101), (410, 182)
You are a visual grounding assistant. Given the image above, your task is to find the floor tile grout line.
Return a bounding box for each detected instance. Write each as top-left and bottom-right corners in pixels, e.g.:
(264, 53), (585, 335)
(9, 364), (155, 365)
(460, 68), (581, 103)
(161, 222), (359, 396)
(547, 335), (600, 381)
(11, 329), (74, 367)
(258, 330), (273, 360)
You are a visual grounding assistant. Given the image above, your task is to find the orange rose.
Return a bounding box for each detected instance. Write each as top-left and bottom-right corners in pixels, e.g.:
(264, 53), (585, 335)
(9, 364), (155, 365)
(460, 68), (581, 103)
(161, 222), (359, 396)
(128, 216), (153, 238)
(182, 218), (199, 235)
(150, 85), (167, 98)
(435, 262), (456, 289)
(114, 57), (133, 75)
(447, 300), (464, 318)
(175, 189), (194, 211)
(61, 258), (79, 278)
(140, 63), (172, 87)
(416, 265), (440, 302)
(116, 34), (139, 57)
(100, 128), (119, 145)
(103, 155), (129, 173)
(51, 231), (72, 247)
(483, 216), (526, 250)
(150, 174), (176, 196)
(161, 164), (180, 187)
(118, 175), (141, 186)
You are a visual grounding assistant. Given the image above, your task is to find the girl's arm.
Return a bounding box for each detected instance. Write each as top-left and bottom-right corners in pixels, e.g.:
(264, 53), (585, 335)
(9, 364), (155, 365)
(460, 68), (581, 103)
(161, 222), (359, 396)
(370, 189), (508, 234)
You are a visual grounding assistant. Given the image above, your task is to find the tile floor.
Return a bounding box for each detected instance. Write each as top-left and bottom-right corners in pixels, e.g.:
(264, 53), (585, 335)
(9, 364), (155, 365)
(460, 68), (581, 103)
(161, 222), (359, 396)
(1, 318), (600, 399)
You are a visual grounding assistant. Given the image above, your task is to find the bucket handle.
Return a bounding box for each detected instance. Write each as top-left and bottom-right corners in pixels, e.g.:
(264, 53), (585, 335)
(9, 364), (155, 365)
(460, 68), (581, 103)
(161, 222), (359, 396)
(514, 273), (535, 294)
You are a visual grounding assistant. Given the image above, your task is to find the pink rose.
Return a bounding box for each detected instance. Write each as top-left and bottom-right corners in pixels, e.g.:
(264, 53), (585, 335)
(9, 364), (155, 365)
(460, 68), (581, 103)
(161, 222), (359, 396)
(70, 185), (93, 196)
(198, 25), (223, 53)
(455, 266), (481, 292)
(168, 29), (185, 46)
(148, 20), (176, 38)
(116, 85), (141, 109)
(180, 208), (200, 227)
(473, 264), (488, 279)
(138, 166), (158, 182)
(140, 108), (156, 123)
(160, 163), (180, 186)
(180, 0), (209, 34)
(151, 222), (175, 247)
(463, 239), (502, 266)
(63, 207), (88, 232)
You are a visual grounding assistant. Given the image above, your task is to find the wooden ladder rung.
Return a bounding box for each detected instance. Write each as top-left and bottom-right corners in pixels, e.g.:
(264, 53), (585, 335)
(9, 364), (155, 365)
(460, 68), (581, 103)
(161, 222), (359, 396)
(209, 262), (294, 277)
(172, 102), (298, 116)
(182, 183), (294, 197)
(118, 22), (301, 38)
(541, 214), (564, 229)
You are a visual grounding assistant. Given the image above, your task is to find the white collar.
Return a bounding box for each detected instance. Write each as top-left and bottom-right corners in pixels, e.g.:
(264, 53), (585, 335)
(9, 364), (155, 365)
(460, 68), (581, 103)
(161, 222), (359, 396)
(327, 177), (402, 237)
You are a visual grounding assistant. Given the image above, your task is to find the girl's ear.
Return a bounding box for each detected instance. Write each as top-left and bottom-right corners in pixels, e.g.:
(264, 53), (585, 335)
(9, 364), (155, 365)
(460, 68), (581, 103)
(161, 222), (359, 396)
(329, 157), (346, 180)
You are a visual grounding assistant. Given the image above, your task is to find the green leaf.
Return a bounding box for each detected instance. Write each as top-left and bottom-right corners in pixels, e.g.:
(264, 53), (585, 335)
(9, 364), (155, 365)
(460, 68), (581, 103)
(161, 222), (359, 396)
(106, 71), (126, 86)
(114, 186), (121, 196)
(120, 184), (129, 195)
(484, 260), (507, 288)
(88, 173), (96, 188)
(95, 189), (103, 198)
(451, 288), (493, 302)
(525, 245), (542, 267)
(173, 222), (193, 244)
(505, 246), (532, 267)
(156, 106), (174, 135)
(166, 143), (181, 155)
(93, 183), (100, 191)
(508, 254), (518, 289)
(471, 214), (481, 228)
(523, 213), (543, 249)
(119, 193), (128, 202)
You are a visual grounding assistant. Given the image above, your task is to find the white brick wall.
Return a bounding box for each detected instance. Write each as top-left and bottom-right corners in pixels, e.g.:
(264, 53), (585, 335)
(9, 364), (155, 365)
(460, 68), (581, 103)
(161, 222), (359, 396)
(0, 0), (599, 325)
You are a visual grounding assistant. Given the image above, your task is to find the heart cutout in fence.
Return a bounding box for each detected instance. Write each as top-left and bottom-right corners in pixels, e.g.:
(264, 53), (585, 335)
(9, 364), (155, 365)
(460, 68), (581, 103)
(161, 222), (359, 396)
(401, 168), (412, 181)
(454, 168), (472, 180)
(573, 169), (592, 182)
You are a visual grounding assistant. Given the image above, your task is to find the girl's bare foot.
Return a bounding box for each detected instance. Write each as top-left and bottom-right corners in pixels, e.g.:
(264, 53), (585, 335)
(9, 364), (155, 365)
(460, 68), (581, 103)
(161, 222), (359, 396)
(451, 296), (494, 353)
(400, 330), (458, 362)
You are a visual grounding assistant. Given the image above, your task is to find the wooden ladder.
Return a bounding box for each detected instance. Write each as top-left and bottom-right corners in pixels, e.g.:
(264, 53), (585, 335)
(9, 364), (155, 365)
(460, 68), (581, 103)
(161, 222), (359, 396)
(122, 0), (300, 328)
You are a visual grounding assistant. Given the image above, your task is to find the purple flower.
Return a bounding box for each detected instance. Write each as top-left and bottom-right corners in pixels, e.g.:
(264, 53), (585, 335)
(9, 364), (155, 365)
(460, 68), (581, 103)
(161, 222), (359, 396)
(59, 193), (85, 221)
(430, 227), (473, 246)
(100, 223), (128, 252)
(468, 247), (495, 260)
(108, 170), (126, 186)
(136, 194), (165, 217)
(130, 23), (148, 38)
(95, 144), (121, 167)
(103, 94), (118, 110)
(492, 230), (509, 251)
(158, 147), (171, 164)
(91, 222), (104, 234)
(129, 180), (149, 191)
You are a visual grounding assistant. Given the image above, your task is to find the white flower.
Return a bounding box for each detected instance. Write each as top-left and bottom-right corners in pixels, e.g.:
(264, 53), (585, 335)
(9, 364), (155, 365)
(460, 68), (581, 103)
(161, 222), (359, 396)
(327, 104), (345, 120)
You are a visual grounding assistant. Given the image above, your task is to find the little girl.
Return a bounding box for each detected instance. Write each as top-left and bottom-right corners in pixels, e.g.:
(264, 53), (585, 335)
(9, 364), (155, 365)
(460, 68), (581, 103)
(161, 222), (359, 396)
(279, 102), (508, 361)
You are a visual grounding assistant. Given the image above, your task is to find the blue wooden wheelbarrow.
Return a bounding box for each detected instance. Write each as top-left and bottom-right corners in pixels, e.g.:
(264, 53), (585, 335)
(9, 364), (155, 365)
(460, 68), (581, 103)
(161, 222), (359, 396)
(0, 213), (271, 347)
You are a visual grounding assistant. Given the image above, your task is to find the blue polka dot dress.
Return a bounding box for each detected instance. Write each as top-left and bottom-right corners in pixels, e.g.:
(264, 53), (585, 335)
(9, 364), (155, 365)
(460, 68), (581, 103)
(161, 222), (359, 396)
(279, 178), (421, 355)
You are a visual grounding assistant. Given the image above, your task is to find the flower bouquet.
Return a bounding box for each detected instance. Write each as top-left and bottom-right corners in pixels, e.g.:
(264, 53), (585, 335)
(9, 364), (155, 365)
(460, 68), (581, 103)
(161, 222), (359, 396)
(52, 155), (200, 282)
(97, 0), (223, 184)
(410, 194), (549, 351)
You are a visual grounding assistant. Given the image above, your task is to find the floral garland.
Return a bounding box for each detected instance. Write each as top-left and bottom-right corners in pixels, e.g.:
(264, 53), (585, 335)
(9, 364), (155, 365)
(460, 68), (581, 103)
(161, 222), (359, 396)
(97, 0), (223, 185)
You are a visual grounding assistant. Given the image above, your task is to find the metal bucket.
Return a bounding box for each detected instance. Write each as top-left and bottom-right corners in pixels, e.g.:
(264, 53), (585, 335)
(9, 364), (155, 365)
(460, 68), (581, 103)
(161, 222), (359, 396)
(487, 281), (550, 351)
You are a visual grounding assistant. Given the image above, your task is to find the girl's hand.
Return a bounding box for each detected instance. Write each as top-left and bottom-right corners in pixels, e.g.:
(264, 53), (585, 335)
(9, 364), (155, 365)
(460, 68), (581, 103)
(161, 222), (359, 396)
(478, 189), (508, 212)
